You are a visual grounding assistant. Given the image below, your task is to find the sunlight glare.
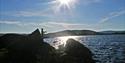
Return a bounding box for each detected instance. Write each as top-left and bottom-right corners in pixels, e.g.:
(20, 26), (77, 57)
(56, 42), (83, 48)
(49, 0), (77, 12)
(58, 0), (72, 5)
(57, 0), (76, 9)
(57, 36), (78, 47)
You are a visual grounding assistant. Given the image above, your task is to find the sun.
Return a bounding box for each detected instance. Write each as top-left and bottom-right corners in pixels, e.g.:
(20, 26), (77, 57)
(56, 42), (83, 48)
(49, 0), (77, 12)
(56, 0), (76, 9)
(58, 0), (71, 5)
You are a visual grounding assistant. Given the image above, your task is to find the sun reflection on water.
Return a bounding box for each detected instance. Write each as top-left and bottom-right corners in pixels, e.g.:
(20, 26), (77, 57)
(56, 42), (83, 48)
(53, 36), (78, 49)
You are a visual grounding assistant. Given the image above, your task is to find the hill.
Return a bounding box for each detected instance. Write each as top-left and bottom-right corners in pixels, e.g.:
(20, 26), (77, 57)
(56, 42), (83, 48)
(45, 30), (99, 37)
(100, 31), (125, 34)
(45, 30), (125, 37)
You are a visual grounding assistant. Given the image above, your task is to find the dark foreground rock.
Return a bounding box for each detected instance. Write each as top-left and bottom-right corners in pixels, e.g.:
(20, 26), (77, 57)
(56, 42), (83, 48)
(0, 29), (58, 63)
(0, 29), (95, 63)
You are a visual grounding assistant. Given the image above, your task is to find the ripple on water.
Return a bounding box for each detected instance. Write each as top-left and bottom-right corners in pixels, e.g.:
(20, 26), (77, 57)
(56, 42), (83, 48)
(44, 35), (125, 63)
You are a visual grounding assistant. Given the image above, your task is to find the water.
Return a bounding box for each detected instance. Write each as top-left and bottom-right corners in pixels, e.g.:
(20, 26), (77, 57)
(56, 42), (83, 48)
(44, 35), (125, 63)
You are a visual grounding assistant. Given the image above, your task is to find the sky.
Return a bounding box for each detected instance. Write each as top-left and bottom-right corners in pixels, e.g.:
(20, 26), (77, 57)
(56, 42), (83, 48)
(0, 0), (125, 33)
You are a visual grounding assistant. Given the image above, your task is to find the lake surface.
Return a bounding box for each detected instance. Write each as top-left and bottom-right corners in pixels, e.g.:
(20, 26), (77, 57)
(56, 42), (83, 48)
(44, 35), (125, 63)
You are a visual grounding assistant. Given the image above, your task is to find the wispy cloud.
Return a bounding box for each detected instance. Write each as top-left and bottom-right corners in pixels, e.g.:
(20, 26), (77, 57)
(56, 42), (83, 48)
(13, 10), (53, 17)
(100, 9), (125, 23)
(0, 0), (103, 17)
(48, 21), (89, 26)
(92, 9), (125, 30)
(80, 0), (102, 5)
(0, 10), (72, 19)
(47, 21), (86, 26)
(0, 20), (39, 27)
(45, 21), (92, 30)
(0, 20), (92, 31)
(0, 20), (20, 25)
(0, 8), (55, 18)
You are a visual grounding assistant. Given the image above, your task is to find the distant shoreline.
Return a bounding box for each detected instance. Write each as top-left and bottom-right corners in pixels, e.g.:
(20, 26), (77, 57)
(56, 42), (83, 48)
(44, 30), (125, 38)
(44, 34), (125, 38)
(1, 30), (125, 37)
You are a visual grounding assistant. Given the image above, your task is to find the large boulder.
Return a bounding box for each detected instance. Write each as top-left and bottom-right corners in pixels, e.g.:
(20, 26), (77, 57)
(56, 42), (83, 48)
(61, 38), (95, 63)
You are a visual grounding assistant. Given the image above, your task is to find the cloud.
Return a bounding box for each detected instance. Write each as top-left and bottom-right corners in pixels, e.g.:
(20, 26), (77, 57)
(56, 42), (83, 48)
(0, 8), (55, 18)
(0, 20), (92, 31)
(47, 21), (84, 26)
(92, 9), (125, 30)
(0, 20), (20, 25)
(80, 0), (102, 5)
(100, 9), (125, 23)
(0, 20), (39, 27)
(1, 0), (103, 17)
(13, 10), (53, 17)
(0, 20), (77, 28)
(1, 10), (72, 19)
(48, 21), (89, 27)
(39, 21), (94, 32)
(45, 21), (92, 30)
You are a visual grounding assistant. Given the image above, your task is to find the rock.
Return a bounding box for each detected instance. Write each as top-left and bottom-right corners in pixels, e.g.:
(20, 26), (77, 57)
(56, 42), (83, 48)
(0, 29), (95, 63)
(61, 38), (95, 63)
(0, 29), (58, 63)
